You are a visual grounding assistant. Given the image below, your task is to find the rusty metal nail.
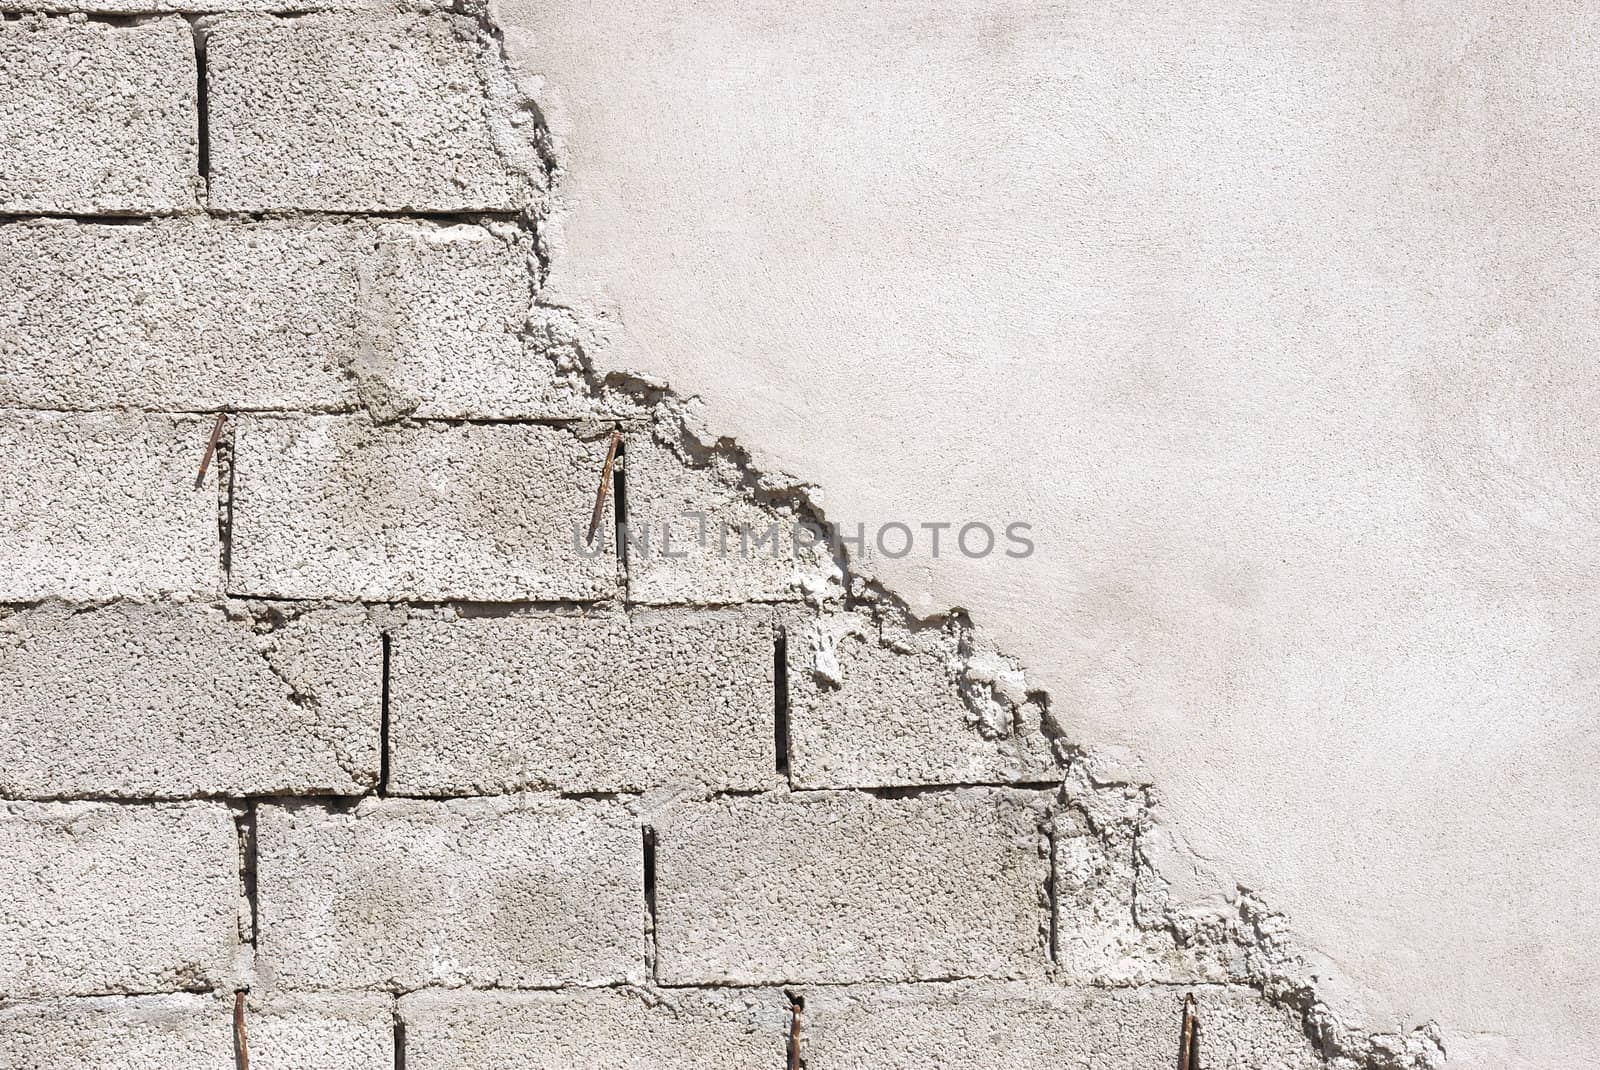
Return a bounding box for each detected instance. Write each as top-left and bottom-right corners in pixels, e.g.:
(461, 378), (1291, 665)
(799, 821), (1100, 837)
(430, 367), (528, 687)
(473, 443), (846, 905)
(1178, 991), (1198, 1070)
(233, 991), (250, 1070)
(787, 997), (802, 1070)
(195, 412), (226, 490)
(586, 430), (623, 544)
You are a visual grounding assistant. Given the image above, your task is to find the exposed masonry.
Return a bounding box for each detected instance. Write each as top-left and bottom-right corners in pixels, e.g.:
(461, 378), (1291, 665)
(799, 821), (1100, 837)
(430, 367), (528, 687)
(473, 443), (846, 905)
(0, 5), (1443, 1070)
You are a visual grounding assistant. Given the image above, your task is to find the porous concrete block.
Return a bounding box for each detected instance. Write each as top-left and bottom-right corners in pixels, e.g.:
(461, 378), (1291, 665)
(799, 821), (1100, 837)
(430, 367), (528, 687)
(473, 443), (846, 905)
(0, 412), (218, 602)
(256, 796), (641, 990)
(622, 433), (820, 605)
(400, 988), (786, 1069)
(246, 992), (395, 1070)
(0, 219), (566, 418)
(229, 417), (615, 601)
(800, 983), (1324, 1069)
(206, 14), (528, 212)
(0, 17), (195, 213)
(389, 608), (776, 795)
(786, 611), (1058, 788)
(0, 995), (224, 1070)
(0, 601), (380, 799)
(359, 223), (571, 421)
(0, 992), (393, 1070)
(0, 220), (359, 412)
(0, 802), (238, 998)
(653, 789), (1048, 985)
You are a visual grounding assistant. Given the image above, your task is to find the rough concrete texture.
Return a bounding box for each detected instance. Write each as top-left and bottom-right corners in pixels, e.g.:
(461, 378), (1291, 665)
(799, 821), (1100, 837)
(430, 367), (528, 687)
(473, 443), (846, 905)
(801, 983), (1322, 1069)
(389, 608), (775, 795)
(0, 601), (379, 799)
(0, 0), (380, 10)
(205, 14), (530, 212)
(228, 416), (615, 601)
(786, 610), (1058, 788)
(400, 987), (787, 1069)
(653, 789), (1048, 985)
(0, 992), (392, 1070)
(622, 429), (821, 605)
(255, 796), (641, 990)
(0, 411), (217, 602)
(0, 16), (195, 213)
(362, 222), (575, 421)
(0, 995), (224, 1070)
(0, 219), (358, 413)
(0, 802), (237, 998)
(244, 991), (395, 1070)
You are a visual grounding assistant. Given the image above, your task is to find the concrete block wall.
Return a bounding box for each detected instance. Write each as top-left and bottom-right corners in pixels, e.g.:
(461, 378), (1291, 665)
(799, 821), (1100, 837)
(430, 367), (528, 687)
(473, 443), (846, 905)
(0, 5), (1335, 1068)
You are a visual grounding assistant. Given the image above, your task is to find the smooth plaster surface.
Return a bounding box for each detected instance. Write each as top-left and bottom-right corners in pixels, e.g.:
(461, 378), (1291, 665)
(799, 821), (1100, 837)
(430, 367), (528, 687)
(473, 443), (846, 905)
(494, 1), (1600, 1064)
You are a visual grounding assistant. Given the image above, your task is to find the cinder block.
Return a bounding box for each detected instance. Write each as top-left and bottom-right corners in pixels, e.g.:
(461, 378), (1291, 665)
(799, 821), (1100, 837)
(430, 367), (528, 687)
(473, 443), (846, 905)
(800, 983), (1323, 1069)
(621, 433), (814, 605)
(206, 14), (529, 212)
(0, 802), (238, 998)
(256, 797), (641, 990)
(653, 789), (1048, 985)
(246, 992), (395, 1070)
(0, 219), (360, 412)
(0, 17), (195, 213)
(0, 995), (224, 1070)
(785, 611), (1058, 788)
(390, 608), (775, 795)
(0, 601), (379, 799)
(0, 219), (565, 418)
(399, 988), (786, 1070)
(0, 412), (218, 602)
(228, 417), (616, 602)
(360, 223), (570, 421)
(0, 992), (394, 1070)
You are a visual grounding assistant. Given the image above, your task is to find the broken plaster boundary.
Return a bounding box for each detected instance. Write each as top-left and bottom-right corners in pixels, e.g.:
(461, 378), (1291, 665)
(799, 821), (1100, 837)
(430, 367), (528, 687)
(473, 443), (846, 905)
(480, 11), (1445, 1067)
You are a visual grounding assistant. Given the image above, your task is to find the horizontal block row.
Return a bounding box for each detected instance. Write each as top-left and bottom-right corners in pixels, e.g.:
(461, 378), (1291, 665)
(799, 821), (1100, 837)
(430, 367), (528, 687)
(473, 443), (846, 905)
(0, 986), (1320, 1069)
(0, 793), (1047, 996)
(0, 14), (531, 215)
(0, 602), (1076, 799)
(0, 218), (582, 419)
(0, 413), (818, 604)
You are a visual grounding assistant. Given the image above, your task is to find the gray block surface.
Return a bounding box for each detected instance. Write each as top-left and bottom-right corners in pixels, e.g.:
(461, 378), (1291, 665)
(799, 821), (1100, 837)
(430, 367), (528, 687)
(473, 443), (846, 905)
(206, 14), (527, 211)
(654, 789), (1049, 985)
(0, 992), (393, 1070)
(389, 608), (775, 795)
(0, 412), (218, 602)
(0, 17), (195, 213)
(0, 220), (359, 413)
(786, 611), (1058, 788)
(0, 601), (379, 799)
(800, 983), (1324, 1069)
(622, 434), (808, 605)
(229, 417), (615, 601)
(400, 988), (787, 1070)
(0, 802), (238, 999)
(256, 796), (641, 990)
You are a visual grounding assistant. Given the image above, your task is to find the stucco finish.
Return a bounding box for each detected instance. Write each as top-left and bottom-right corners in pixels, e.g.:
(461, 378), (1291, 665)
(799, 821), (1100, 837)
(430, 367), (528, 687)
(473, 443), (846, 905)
(495, 2), (1600, 1064)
